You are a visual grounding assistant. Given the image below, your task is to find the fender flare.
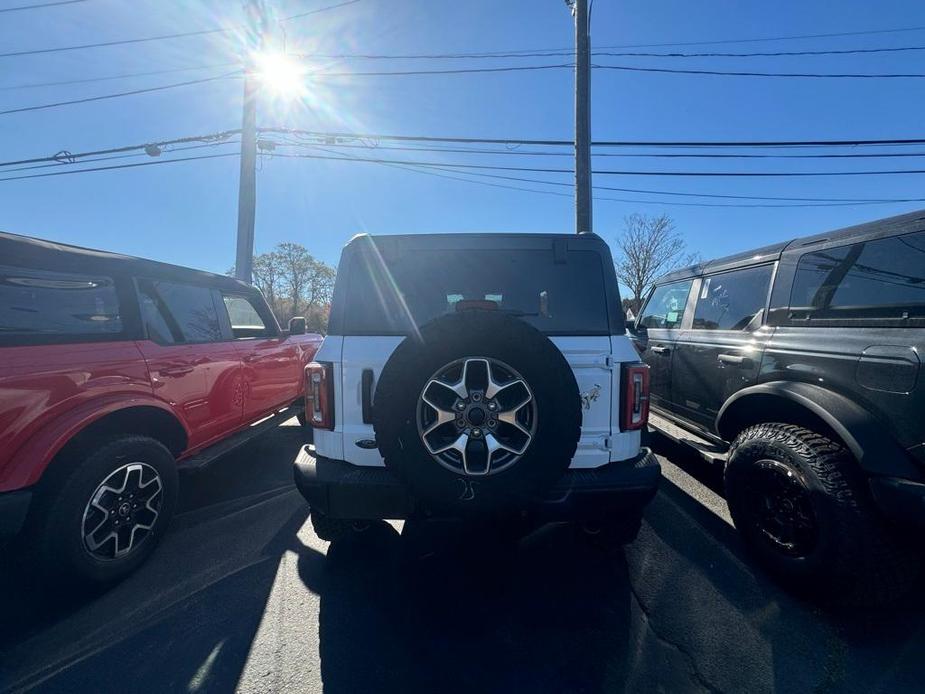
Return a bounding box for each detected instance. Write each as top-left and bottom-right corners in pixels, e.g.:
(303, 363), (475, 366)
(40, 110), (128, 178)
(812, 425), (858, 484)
(716, 381), (920, 480)
(3, 395), (190, 491)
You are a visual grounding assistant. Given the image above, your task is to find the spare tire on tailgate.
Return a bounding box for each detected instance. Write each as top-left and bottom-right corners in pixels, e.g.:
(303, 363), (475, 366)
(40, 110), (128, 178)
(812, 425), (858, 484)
(373, 311), (581, 514)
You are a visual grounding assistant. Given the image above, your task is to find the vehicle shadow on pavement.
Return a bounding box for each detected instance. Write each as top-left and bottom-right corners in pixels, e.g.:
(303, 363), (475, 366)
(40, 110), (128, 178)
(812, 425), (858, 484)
(0, 500), (310, 693)
(298, 521), (638, 694)
(634, 468), (925, 693)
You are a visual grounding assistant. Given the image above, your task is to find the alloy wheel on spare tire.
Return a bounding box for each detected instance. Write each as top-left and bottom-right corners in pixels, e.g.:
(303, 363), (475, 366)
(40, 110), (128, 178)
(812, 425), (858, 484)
(373, 311), (581, 514)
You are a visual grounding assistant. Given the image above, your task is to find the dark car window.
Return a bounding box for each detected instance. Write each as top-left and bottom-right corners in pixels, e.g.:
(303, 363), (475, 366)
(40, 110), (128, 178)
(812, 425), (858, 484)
(639, 280), (693, 329)
(139, 280), (222, 343)
(693, 265), (773, 331)
(343, 245), (610, 335)
(222, 294), (272, 339)
(0, 265), (122, 343)
(790, 230), (925, 323)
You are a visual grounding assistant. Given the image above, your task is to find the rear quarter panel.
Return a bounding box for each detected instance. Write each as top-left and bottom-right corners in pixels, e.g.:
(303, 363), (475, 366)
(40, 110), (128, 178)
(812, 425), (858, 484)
(760, 325), (925, 457)
(0, 342), (155, 491)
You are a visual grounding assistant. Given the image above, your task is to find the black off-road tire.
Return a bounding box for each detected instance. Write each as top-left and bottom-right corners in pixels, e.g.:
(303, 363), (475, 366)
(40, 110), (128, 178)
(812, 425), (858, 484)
(725, 423), (920, 605)
(27, 435), (178, 587)
(373, 311), (582, 515)
(310, 509), (371, 542)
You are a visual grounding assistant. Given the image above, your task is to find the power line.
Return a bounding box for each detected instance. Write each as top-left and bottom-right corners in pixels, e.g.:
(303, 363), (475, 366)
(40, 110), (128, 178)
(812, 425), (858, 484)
(0, 26), (232, 60)
(593, 64), (925, 79)
(271, 143), (925, 202)
(593, 25), (925, 49)
(309, 64), (574, 77)
(264, 149), (925, 177)
(290, 44), (925, 60)
(0, 152), (238, 182)
(274, 145), (925, 208)
(281, 0), (363, 21)
(260, 127), (573, 147)
(0, 129), (240, 167)
(0, 72), (240, 116)
(260, 127), (925, 149)
(0, 62), (239, 91)
(0, 0), (87, 12)
(269, 138), (925, 160)
(0, 141), (240, 174)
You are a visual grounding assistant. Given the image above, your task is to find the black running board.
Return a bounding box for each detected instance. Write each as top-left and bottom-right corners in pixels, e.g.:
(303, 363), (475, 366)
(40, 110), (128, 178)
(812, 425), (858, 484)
(182, 404), (303, 471)
(648, 411), (728, 465)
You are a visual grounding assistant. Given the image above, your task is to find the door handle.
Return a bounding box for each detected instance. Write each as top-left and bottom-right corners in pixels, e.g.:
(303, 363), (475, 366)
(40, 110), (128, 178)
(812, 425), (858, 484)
(161, 365), (194, 377)
(651, 345), (670, 354)
(718, 353), (752, 367)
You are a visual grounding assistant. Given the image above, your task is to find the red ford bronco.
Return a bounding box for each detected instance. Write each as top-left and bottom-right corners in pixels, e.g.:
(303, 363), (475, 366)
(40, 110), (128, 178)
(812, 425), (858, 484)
(0, 232), (321, 584)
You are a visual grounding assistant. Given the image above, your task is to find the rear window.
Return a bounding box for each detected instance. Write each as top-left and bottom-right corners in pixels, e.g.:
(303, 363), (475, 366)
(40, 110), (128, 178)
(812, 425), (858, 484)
(789, 230), (925, 324)
(0, 265), (123, 343)
(342, 247), (610, 335)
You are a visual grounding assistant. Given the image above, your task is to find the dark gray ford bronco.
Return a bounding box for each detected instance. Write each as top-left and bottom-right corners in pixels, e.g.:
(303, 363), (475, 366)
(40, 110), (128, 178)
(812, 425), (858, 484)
(632, 210), (924, 602)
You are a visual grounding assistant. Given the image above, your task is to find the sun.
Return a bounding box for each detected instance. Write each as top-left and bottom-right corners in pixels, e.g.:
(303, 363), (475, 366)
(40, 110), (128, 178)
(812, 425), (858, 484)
(253, 51), (306, 97)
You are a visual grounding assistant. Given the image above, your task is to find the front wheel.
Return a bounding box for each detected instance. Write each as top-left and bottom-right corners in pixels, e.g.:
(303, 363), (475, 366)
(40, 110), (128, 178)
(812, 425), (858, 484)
(725, 423), (920, 605)
(29, 435), (178, 587)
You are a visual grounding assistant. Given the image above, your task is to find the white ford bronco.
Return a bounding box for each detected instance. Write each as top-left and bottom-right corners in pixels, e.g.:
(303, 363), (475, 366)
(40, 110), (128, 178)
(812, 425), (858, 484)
(294, 232), (660, 542)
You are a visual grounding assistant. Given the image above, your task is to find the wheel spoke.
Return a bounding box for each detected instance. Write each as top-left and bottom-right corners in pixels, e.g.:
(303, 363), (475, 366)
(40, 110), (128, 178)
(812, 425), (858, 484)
(497, 410), (532, 437)
(422, 380), (463, 413)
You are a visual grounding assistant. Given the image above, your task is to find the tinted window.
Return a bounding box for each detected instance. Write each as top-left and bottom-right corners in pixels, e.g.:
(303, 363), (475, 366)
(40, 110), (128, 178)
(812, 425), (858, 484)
(639, 280), (693, 329)
(0, 265), (122, 341)
(138, 283), (176, 344)
(693, 265), (773, 331)
(223, 294), (271, 338)
(343, 246), (610, 335)
(141, 281), (222, 343)
(790, 230), (925, 322)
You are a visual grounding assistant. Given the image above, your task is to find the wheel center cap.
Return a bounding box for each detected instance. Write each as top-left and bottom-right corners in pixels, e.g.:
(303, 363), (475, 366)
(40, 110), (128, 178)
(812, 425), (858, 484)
(118, 502), (132, 517)
(467, 406), (486, 426)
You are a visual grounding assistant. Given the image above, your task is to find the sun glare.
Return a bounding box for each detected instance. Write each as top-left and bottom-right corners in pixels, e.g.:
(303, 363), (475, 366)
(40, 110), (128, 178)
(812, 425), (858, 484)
(254, 51), (306, 97)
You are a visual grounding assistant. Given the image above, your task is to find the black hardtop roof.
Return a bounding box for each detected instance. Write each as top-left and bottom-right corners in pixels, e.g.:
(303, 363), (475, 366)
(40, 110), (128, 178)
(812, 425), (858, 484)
(656, 208), (925, 284)
(343, 230), (611, 255)
(0, 229), (252, 291)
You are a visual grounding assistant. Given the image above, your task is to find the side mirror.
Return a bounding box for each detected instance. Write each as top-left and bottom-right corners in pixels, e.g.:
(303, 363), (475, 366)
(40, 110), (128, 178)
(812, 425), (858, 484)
(288, 316), (306, 335)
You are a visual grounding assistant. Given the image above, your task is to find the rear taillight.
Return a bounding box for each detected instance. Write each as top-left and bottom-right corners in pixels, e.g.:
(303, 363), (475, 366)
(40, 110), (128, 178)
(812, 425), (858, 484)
(621, 362), (650, 431)
(305, 362), (334, 430)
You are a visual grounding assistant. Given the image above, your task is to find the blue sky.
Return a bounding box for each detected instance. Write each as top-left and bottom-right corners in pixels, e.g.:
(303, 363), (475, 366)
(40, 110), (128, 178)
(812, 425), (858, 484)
(2, 0), (925, 278)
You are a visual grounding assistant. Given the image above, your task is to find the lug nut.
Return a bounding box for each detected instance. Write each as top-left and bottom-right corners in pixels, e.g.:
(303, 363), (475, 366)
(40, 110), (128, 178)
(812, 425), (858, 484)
(487, 402), (497, 411)
(455, 401), (466, 411)
(471, 428), (482, 438)
(472, 393), (482, 402)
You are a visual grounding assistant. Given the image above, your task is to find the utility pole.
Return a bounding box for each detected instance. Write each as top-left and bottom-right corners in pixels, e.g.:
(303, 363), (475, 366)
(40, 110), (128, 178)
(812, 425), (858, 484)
(571, 0), (593, 234)
(235, 0), (266, 283)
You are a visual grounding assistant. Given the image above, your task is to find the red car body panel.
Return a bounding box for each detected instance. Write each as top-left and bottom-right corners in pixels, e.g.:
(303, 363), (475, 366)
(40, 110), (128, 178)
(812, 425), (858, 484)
(0, 341), (160, 491)
(0, 334), (322, 494)
(136, 338), (245, 450)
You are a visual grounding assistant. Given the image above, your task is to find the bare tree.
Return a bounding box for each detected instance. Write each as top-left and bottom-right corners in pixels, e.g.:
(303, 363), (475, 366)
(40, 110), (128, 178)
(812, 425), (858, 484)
(229, 242), (336, 333)
(614, 213), (698, 313)
(251, 251), (284, 309)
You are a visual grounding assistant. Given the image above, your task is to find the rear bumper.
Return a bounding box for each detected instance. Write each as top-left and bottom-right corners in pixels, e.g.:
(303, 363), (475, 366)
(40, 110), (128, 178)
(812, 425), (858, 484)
(293, 447), (660, 521)
(0, 489), (32, 542)
(870, 476), (925, 529)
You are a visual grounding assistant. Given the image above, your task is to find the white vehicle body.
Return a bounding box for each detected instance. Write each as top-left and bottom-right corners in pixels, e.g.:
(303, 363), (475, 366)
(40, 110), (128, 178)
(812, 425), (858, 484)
(312, 233), (643, 470)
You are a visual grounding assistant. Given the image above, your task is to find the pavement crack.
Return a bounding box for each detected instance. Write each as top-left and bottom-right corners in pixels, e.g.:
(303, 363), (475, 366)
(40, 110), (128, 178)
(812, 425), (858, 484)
(627, 579), (723, 694)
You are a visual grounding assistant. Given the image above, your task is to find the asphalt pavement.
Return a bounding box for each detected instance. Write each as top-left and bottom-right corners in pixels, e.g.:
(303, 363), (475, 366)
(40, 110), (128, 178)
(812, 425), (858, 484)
(1, 420), (923, 693)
